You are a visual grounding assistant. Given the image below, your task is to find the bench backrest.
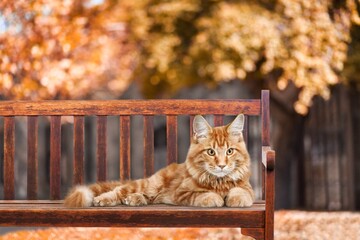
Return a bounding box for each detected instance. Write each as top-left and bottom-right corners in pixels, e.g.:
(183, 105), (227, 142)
(0, 90), (270, 200)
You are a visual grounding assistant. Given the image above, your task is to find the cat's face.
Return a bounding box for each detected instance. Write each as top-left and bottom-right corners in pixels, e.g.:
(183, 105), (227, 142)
(186, 115), (250, 181)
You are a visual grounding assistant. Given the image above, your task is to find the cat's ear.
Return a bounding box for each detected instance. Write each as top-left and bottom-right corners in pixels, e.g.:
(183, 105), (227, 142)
(193, 115), (212, 139)
(227, 114), (244, 137)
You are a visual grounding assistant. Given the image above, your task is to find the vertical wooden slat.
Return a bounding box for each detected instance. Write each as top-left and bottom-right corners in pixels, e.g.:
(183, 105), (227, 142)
(4, 117), (15, 200)
(143, 116), (154, 177)
(73, 116), (84, 185)
(261, 90), (270, 200)
(189, 115), (195, 142)
(120, 116), (131, 180)
(97, 116), (107, 181)
(261, 90), (270, 146)
(50, 116), (61, 200)
(166, 115), (178, 165)
(27, 116), (38, 200)
(243, 115), (249, 145)
(213, 115), (224, 127)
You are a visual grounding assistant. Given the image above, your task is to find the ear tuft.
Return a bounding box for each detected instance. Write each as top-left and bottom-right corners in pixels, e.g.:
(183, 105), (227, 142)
(227, 114), (244, 136)
(193, 115), (212, 139)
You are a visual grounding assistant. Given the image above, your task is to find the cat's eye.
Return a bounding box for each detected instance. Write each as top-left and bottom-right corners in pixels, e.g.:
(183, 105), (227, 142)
(207, 148), (216, 156)
(226, 148), (234, 155)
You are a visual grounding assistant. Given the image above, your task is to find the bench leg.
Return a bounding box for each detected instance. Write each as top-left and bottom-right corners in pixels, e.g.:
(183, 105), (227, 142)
(265, 150), (275, 240)
(241, 228), (264, 240)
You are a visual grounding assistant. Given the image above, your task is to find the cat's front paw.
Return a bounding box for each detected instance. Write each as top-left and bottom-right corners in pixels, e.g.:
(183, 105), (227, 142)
(225, 187), (254, 207)
(93, 191), (119, 207)
(124, 193), (148, 206)
(194, 192), (224, 207)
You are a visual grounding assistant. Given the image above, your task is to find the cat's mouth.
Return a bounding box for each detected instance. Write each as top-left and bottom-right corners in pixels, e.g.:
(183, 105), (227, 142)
(211, 171), (228, 178)
(205, 165), (233, 178)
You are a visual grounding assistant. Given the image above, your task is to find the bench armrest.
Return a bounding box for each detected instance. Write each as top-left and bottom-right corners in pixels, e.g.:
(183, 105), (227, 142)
(262, 146), (275, 171)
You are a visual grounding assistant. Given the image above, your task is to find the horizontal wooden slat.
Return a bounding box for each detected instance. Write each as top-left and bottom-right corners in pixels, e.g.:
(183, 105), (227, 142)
(0, 200), (63, 204)
(0, 202), (265, 227)
(0, 100), (260, 116)
(0, 202), (266, 209)
(0, 200), (265, 205)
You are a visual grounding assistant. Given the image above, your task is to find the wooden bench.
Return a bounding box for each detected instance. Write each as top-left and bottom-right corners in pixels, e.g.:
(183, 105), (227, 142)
(0, 90), (275, 240)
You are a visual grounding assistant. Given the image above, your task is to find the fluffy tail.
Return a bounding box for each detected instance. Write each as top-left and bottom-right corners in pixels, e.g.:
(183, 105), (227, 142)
(64, 186), (95, 208)
(64, 182), (121, 207)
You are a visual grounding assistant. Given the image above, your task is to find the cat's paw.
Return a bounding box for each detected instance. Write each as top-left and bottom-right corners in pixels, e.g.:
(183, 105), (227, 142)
(194, 192), (224, 207)
(225, 187), (254, 207)
(93, 191), (119, 207)
(124, 193), (148, 206)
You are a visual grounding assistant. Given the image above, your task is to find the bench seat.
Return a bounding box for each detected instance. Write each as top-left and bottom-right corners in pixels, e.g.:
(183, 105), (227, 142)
(0, 200), (265, 227)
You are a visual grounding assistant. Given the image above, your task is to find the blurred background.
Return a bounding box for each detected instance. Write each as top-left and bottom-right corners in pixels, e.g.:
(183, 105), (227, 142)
(0, 0), (359, 213)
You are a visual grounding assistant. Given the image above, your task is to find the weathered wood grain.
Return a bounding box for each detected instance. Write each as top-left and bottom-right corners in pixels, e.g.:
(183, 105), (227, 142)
(4, 117), (15, 200)
(0, 94), (274, 236)
(50, 116), (61, 200)
(213, 115), (224, 127)
(120, 116), (131, 180)
(243, 115), (249, 145)
(189, 115), (195, 142)
(265, 150), (275, 240)
(166, 115), (177, 164)
(0, 100), (261, 116)
(241, 228), (264, 240)
(262, 165), (266, 201)
(27, 116), (38, 200)
(97, 116), (107, 181)
(144, 116), (154, 177)
(261, 90), (270, 146)
(0, 202), (265, 227)
(261, 90), (270, 202)
(73, 116), (84, 185)
(0, 200), (265, 205)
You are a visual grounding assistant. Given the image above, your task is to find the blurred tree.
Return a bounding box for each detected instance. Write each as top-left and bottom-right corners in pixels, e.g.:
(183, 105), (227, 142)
(344, 25), (360, 87)
(0, 0), (136, 100)
(129, 0), (360, 114)
(0, 0), (359, 111)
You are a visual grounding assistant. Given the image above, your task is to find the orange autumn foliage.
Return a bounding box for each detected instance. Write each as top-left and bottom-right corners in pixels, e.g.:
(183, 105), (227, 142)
(0, 1), (136, 100)
(1, 0), (360, 114)
(1, 228), (250, 240)
(2, 211), (360, 239)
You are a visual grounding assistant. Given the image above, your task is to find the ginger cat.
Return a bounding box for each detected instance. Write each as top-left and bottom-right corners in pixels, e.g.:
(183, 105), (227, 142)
(64, 114), (254, 208)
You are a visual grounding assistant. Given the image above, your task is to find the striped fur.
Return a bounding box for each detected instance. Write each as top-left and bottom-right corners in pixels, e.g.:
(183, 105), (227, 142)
(64, 114), (254, 208)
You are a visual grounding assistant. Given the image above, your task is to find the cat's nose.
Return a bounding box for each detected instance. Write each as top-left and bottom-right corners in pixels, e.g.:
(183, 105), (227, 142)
(218, 165), (226, 169)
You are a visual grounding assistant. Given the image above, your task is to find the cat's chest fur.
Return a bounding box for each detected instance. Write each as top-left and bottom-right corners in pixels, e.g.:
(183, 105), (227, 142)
(151, 163), (243, 203)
